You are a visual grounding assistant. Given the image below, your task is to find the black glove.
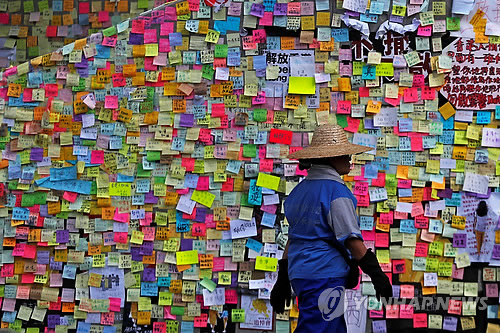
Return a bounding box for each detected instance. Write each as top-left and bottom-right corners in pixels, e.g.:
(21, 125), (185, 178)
(270, 259), (292, 314)
(357, 249), (392, 300)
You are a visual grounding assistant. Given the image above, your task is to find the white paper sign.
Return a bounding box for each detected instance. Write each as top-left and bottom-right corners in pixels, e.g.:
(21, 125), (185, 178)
(230, 218), (258, 239)
(463, 173), (489, 195)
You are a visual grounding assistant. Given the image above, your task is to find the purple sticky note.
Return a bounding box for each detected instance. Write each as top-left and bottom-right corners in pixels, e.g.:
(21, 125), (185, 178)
(56, 230), (70, 243)
(250, 3), (265, 17)
(389, 15), (404, 24)
(30, 148), (44, 162)
(453, 233), (467, 248)
(194, 208), (206, 223)
(437, 188), (453, 199)
(50, 257), (63, 271)
(180, 238), (193, 251)
(231, 272), (238, 288)
(37, 251), (50, 265)
(128, 33), (144, 45)
(372, 320), (387, 333)
(142, 267), (156, 282)
(140, 241), (154, 256)
(443, 316), (458, 331)
(145, 191), (158, 204)
(131, 247), (143, 262)
(273, 3), (287, 15)
(180, 113), (194, 128)
(47, 314), (60, 329)
(492, 245), (500, 260)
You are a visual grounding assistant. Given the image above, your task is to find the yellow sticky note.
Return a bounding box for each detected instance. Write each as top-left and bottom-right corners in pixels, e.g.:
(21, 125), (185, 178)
(288, 77), (316, 95)
(376, 249), (390, 264)
(255, 256), (278, 271)
(439, 102), (456, 120)
(256, 173), (280, 191)
(176, 250), (199, 265)
(191, 190), (215, 208)
(109, 183), (132, 196)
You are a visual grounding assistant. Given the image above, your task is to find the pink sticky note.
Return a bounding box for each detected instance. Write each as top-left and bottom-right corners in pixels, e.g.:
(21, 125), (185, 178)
(98, 11), (109, 22)
(63, 191), (78, 203)
(113, 209), (130, 223)
(91, 150), (104, 164)
(109, 298), (121, 312)
(417, 25), (432, 37)
(337, 100), (352, 114)
(105, 95), (118, 109)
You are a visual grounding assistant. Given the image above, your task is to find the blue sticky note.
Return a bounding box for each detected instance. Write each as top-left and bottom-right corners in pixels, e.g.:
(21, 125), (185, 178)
(332, 28), (349, 42)
(181, 321), (194, 333)
(95, 45), (111, 59)
(169, 32), (183, 46)
(398, 188), (412, 197)
(213, 21), (227, 35)
(364, 164), (379, 179)
(246, 238), (263, 253)
(50, 166), (77, 181)
(141, 282), (158, 296)
(477, 111), (491, 124)
(488, 305), (498, 319)
(158, 277), (171, 287)
(400, 219), (418, 234)
(248, 179), (262, 205)
(360, 216), (374, 230)
(253, 55), (266, 70)
(362, 65), (376, 80)
(261, 212), (276, 228)
(226, 17), (240, 31)
(12, 207), (29, 220)
(496, 105), (500, 119)
(77, 322), (91, 333)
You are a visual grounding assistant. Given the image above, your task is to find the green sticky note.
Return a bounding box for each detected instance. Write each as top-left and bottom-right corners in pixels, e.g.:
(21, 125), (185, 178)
(23, 0), (34, 13)
(171, 306), (185, 315)
(336, 114), (348, 128)
(202, 64), (215, 80)
(138, 0), (149, 8)
(33, 192), (47, 205)
(38, 0), (49, 11)
(21, 194), (35, 207)
(240, 194), (254, 207)
(214, 44), (228, 58)
(200, 277), (217, 292)
(288, 76), (315, 94)
(147, 151), (161, 161)
(446, 17), (460, 31)
(242, 144), (257, 157)
(102, 26), (117, 37)
(231, 309), (245, 323)
(253, 109), (267, 122)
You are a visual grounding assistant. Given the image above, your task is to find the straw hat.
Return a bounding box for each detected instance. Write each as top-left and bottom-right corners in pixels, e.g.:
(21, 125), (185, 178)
(287, 124), (372, 160)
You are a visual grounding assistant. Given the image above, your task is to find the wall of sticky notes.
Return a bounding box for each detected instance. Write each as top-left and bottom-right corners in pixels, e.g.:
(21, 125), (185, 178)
(1, 0), (500, 332)
(0, 0), (162, 67)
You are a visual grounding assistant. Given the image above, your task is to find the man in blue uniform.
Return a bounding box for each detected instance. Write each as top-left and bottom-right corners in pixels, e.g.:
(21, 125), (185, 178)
(271, 124), (392, 333)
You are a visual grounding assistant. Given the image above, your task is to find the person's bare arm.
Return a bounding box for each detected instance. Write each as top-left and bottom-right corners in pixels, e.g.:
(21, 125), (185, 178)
(282, 239), (290, 259)
(345, 238), (367, 261)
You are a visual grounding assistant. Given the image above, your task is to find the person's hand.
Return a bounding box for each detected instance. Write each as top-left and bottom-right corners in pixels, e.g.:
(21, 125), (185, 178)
(270, 259), (292, 314)
(357, 249), (392, 300)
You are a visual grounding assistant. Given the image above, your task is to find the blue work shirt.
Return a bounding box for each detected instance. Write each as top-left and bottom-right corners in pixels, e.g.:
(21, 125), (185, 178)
(284, 164), (362, 280)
